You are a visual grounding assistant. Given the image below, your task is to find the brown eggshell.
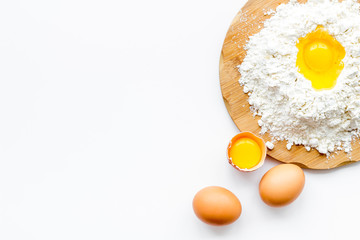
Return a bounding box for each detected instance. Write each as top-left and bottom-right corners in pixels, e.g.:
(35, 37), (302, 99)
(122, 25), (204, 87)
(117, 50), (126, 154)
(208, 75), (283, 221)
(192, 186), (242, 225)
(259, 164), (305, 207)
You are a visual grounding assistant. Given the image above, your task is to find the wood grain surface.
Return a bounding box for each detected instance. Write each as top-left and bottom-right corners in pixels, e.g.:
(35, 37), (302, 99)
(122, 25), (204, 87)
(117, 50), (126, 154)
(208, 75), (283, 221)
(219, 0), (360, 169)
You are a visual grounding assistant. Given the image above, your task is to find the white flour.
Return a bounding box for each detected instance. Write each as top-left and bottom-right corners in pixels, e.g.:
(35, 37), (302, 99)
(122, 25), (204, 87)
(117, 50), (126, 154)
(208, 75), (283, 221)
(238, 0), (360, 155)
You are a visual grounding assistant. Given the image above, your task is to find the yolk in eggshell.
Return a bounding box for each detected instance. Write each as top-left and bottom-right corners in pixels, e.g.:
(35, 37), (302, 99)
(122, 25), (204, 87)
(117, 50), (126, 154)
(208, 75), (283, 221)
(296, 26), (345, 90)
(229, 137), (262, 169)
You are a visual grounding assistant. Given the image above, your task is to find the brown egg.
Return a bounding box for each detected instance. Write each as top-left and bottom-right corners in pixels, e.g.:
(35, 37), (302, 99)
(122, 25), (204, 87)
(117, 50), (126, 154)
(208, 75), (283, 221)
(192, 186), (242, 225)
(259, 164), (305, 207)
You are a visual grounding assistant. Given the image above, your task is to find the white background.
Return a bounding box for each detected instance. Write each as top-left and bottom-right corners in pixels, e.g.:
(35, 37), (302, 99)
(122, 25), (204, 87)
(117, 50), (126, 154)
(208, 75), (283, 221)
(0, 0), (359, 239)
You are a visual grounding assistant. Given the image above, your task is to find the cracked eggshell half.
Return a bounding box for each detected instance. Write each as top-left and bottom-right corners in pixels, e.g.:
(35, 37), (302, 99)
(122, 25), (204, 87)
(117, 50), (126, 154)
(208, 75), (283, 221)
(227, 132), (267, 172)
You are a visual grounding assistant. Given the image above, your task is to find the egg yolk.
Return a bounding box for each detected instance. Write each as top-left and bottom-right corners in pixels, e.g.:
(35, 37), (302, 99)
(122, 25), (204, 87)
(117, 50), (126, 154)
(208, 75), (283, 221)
(296, 26), (345, 90)
(229, 137), (261, 169)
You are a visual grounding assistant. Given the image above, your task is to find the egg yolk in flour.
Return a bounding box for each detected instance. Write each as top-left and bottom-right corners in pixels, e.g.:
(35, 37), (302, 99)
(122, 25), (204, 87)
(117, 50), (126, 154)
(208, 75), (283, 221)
(229, 138), (261, 169)
(296, 26), (345, 90)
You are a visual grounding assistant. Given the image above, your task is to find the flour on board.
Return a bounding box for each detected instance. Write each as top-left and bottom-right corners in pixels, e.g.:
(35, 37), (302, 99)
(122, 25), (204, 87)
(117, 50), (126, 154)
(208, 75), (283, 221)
(238, 0), (360, 155)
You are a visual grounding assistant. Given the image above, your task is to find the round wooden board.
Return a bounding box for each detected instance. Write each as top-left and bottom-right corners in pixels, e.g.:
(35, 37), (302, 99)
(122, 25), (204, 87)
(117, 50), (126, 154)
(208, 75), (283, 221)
(219, 0), (360, 169)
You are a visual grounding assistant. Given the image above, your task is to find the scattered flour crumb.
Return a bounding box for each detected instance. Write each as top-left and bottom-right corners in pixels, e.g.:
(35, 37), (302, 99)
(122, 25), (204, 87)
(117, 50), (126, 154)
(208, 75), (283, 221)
(266, 141), (274, 150)
(286, 143), (293, 151)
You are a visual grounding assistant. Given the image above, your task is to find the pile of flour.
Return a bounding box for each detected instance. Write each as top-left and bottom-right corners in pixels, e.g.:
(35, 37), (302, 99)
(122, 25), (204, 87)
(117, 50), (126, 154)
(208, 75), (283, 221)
(238, 0), (360, 155)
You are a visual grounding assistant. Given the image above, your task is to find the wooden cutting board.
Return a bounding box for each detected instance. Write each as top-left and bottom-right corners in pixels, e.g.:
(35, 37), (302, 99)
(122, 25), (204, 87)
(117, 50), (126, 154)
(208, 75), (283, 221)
(219, 0), (360, 169)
